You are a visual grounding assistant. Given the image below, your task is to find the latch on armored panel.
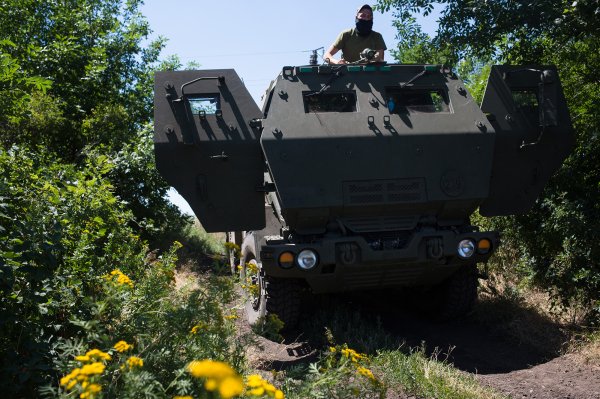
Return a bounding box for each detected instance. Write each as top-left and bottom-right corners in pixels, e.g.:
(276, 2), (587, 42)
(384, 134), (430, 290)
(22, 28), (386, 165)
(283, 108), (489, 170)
(249, 118), (263, 129)
(209, 151), (229, 161)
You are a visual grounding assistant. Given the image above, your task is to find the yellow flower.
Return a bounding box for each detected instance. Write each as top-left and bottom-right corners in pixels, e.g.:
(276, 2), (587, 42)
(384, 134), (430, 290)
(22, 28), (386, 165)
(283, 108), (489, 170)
(75, 355), (90, 362)
(106, 269), (134, 288)
(329, 346), (336, 353)
(86, 383), (102, 394)
(186, 360), (237, 379)
(80, 362), (105, 376)
(248, 387), (265, 396)
(246, 374), (263, 388)
(190, 323), (207, 334)
(85, 349), (112, 361)
(264, 383), (276, 394)
(125, 356), (144, 369)
(218, 376), (244, 399)
(187, 360), (243, 399)
(80, 391), (100, 399)
(357, 366), (376, 381)
(224, 314), (238, 320)
(205, 379), (218, 391)
(244, 374), (284, 398)
(69, 378), (101, 399)
(341, 348), (367, 362)
(60, 368), (81, 387)
(113, 340), (133, 352)
(173, 396), (193, 399)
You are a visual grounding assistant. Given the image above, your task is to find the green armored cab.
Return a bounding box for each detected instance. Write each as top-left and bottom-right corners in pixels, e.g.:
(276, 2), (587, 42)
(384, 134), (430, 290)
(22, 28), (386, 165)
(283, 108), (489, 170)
(154, 61), (573, 328)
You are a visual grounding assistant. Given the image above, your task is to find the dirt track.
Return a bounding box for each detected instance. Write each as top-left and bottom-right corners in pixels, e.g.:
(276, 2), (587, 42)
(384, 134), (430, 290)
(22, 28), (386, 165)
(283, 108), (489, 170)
(244, 291), (600, 399)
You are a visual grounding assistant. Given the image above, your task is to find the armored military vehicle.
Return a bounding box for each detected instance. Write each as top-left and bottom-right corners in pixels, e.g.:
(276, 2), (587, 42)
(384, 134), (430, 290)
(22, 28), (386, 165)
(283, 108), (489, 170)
(154, 61), (573, 328)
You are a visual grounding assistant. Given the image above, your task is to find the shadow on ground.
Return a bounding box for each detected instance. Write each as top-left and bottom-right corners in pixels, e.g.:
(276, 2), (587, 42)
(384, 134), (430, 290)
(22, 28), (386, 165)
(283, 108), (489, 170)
(276, 289), (567, 374)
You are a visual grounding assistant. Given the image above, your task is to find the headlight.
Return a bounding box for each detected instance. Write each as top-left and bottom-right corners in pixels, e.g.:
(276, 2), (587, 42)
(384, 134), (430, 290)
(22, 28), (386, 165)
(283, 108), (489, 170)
(457, 239), (475, 259)
(297, 249), (318, 270)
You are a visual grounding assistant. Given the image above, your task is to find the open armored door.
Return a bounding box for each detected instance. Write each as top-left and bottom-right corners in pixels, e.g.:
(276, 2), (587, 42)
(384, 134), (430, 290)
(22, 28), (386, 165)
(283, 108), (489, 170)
(154, 70), (265, 232)
(479, 65), (574, 216)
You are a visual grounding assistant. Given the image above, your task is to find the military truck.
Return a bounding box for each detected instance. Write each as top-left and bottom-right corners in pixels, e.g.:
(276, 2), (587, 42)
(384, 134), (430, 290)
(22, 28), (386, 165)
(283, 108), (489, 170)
(154, 62), (573, 328)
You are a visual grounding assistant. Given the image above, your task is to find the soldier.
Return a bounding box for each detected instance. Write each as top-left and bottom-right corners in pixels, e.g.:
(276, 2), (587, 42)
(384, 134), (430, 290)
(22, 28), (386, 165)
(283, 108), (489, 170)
(323, 4), (387, 64)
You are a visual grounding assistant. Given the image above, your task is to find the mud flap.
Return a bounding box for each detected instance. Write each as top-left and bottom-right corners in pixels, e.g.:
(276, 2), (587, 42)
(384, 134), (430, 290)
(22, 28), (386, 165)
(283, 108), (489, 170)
(479, 65), (574, 216)
(154, 70), (265, 232)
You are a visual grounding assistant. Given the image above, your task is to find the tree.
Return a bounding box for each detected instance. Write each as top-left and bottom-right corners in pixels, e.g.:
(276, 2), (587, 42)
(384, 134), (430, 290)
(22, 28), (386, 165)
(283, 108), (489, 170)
(377, 0), (600, 318)
(0, 0), (165, 157)
(0, 0), (187, 244)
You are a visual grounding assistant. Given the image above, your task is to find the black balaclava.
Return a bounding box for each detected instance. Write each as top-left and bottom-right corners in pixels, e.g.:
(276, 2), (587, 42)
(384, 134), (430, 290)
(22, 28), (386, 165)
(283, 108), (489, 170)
(355, 18), (373, 36)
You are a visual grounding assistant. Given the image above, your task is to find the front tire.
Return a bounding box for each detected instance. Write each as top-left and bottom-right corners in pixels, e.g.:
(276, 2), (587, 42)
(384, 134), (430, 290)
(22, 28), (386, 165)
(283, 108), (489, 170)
(437, 264), (479, 320)
(240, 236), (302, 331)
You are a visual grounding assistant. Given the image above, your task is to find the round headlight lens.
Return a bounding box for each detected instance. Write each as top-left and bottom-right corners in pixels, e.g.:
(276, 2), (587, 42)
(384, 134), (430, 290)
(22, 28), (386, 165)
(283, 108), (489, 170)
(297, 249), (318, 270)
(457, 239), (476, 259)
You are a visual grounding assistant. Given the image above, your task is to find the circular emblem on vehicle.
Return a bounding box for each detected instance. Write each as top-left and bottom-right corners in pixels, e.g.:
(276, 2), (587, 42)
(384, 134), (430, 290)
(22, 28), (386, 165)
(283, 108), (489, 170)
(440, 170), (465, 197)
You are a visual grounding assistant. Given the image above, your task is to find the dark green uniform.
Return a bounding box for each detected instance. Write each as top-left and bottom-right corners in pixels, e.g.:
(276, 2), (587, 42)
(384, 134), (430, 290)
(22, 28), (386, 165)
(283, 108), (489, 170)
(333, 28), (387, 62)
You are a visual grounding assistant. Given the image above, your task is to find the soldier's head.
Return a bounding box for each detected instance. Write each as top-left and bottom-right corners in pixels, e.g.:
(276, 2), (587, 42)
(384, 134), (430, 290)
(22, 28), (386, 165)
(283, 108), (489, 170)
(355, 4), (374, 36)
(356, 4), (373, 21)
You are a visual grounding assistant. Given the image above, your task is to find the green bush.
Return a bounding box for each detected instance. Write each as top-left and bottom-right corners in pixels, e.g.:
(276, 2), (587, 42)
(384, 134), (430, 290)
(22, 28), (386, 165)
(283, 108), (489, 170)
(0, 147), (251, 398)
(46, 245), (249, 399)
(0, 147), (145, 394)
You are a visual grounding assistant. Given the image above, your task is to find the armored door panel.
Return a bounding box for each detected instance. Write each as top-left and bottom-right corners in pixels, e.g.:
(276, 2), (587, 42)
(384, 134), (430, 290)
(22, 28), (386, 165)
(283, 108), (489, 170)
(154, 70), (265, 232)
(479, 65), (574, 216)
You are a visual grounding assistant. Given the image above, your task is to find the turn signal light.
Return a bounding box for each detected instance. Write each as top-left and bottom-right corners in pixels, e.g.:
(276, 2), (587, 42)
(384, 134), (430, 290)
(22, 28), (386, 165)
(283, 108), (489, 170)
(477, 238), (492, 254)
(278, 252), (294, 269)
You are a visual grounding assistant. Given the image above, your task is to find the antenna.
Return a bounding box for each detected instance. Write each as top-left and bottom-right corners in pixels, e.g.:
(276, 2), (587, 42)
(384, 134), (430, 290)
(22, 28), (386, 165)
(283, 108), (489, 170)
(309, 47), (324, 65)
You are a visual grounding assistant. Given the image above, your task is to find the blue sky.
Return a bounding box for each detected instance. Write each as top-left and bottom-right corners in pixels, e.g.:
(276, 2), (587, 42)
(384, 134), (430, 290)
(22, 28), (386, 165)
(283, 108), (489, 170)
(141, 0), (439, 104)
(141, 0), (439, 215)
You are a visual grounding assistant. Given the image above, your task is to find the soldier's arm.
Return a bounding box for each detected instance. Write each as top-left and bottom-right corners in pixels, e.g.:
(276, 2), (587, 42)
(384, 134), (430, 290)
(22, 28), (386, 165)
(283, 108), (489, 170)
(374, 49), (385, 62)
(324, 45), (346, 64)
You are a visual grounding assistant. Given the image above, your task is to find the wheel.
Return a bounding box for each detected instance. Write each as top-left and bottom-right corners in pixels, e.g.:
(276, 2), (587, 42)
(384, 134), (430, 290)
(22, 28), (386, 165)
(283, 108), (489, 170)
(437, 264), (479, 320)
(240, 236), (302, 331)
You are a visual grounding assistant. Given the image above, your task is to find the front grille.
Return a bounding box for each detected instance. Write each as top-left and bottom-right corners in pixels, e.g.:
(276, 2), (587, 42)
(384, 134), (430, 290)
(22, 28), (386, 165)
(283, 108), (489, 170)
(343, 267), (423, 289)
(341, 215), (419, 232)
(343, 178), (426, 205)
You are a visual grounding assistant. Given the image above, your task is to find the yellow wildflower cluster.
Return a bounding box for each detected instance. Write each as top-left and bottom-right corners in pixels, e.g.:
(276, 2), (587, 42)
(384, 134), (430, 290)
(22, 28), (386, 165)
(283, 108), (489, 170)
(224, 241), (241, 255)
(245, 374), (285, 399)
(60, 349), (110, 398)
(124, 356), (144, 369)
(246, 261), (259, 274)
(105, 269), (134, 288)
(75, 348), (112, 362)
(356, 366), (376, 382)
(331, 345), (380, 385)
(224, 314), (238, 320)
(113, 340), (133, 353)
(190, 322), (208, 334)
(341, 348), (367, 363)
(186, 360), (244, 399)
(79, 382), (102, 399)
(173, 396), (193, 399)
